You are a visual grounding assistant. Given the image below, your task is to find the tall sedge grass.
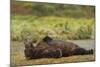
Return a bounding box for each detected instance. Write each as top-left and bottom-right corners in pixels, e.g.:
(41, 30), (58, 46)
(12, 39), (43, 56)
(11, 15), (95, 41)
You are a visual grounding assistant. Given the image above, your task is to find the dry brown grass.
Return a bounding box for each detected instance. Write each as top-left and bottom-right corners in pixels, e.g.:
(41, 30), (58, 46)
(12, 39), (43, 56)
(11, 54), (95, 66)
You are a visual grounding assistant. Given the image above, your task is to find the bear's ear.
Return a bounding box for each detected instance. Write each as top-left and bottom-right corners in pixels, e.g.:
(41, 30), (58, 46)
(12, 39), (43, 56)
(24, 38), (27, 44)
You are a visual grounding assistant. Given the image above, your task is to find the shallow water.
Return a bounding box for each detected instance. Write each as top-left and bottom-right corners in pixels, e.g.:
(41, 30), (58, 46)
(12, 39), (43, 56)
(68, 40), (95, 50)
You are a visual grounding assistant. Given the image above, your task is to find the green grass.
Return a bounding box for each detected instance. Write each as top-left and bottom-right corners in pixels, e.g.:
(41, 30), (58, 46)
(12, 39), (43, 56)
(11, 15), (95, 41)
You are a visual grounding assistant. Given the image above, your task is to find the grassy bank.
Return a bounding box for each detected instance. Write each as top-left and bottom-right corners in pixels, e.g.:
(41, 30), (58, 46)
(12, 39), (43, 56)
(11, 15), (95, 41)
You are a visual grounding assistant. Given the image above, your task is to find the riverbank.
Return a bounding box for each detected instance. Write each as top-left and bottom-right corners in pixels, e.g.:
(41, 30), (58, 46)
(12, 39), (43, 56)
(11, 40), (95, 66)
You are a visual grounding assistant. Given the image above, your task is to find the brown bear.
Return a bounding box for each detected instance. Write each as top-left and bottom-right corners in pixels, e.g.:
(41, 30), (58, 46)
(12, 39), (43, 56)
(24, 36), (93, 59)
(42, 36), (94, 57)
(24, 38), (62, 59)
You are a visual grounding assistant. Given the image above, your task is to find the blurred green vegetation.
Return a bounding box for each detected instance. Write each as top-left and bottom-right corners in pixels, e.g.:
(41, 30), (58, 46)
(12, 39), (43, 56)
(11, 1), (95, 41)
(11, 1), (95, 18)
